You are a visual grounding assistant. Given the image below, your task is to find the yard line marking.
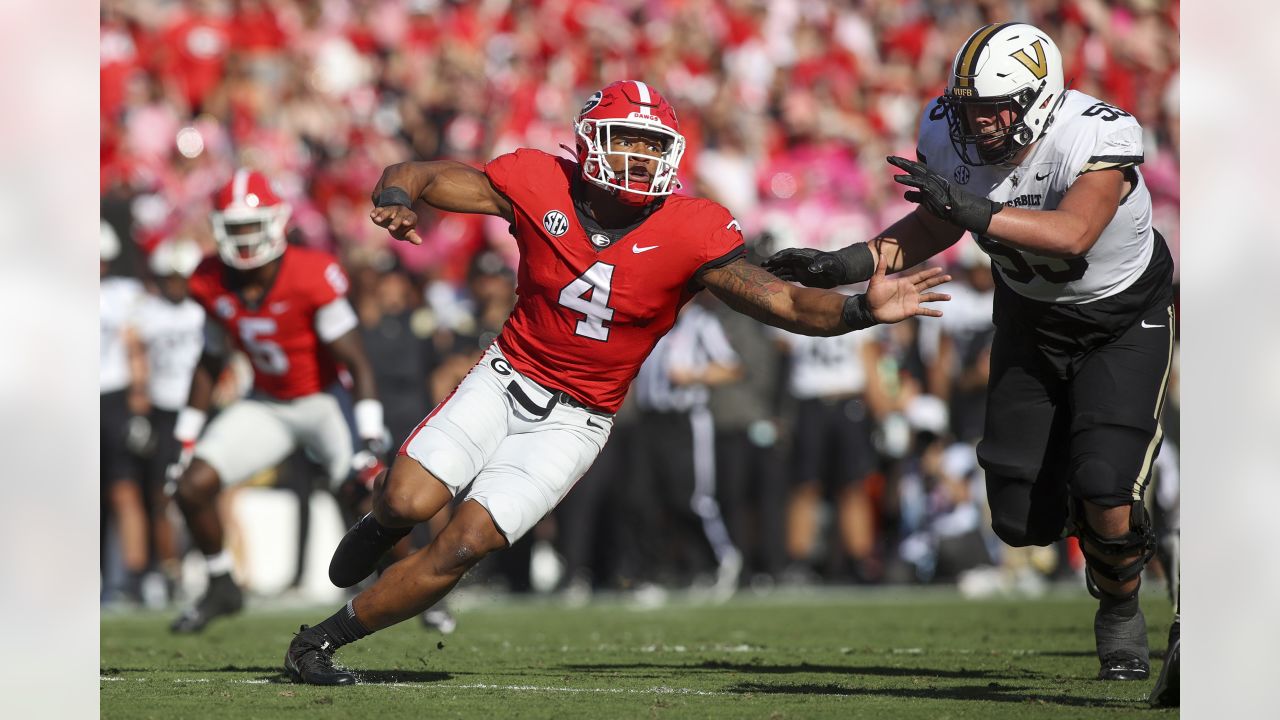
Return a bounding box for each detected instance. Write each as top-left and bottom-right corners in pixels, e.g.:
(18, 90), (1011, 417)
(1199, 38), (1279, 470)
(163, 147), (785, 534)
(375, 683), (734, 696)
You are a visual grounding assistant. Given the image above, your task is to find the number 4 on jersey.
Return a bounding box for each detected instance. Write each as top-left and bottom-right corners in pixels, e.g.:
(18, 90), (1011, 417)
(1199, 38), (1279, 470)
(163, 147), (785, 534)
(559, 261), (616, 341)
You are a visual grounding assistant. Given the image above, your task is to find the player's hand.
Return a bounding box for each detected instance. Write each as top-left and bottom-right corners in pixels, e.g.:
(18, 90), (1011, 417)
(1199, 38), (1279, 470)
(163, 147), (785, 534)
(339, 439), (388, 511)
(865, 249), (951, 324)
(887, 156), (1003, 234)
(164, 441), (196, 491)
(369, 203), (423, 245)
(761, 248), (848, 289)
(369, 177), (423, 245)
(352, 438), (389, 490)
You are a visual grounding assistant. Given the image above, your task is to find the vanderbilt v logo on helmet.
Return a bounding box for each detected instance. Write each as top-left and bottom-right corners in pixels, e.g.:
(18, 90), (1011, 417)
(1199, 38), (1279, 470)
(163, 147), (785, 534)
(1011, 40), (1049, 80)
(942, 23), (1066, 166)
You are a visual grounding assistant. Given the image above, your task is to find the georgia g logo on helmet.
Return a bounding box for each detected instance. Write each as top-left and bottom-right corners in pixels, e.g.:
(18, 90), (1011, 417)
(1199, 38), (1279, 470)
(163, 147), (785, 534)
(573, 80), (687, 207)
(941, 23), (1066, 166)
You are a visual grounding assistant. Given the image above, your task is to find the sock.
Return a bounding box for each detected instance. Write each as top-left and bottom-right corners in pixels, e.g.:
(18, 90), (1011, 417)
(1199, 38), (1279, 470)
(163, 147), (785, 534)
(205, 550), (234, 578)
(313, 601), (372, 649)
(1095, 593), (1148, 662)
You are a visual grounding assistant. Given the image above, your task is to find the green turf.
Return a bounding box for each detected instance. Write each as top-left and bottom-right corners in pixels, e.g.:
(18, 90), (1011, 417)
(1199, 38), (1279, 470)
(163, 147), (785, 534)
(101, 589), (1177, 719)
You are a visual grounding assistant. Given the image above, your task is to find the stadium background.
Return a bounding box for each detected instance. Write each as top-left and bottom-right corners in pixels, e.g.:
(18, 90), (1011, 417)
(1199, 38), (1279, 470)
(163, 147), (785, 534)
(99, 0), (1181, 611)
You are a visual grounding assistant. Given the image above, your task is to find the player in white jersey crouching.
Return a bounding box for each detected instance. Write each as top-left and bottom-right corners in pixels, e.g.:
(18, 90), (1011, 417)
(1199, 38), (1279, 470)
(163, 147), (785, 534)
(765, 23), (1176, 686)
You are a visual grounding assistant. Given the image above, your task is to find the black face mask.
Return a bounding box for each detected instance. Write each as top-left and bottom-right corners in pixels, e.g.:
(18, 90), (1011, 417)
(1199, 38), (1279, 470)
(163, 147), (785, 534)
(941, 86), (1039, 166)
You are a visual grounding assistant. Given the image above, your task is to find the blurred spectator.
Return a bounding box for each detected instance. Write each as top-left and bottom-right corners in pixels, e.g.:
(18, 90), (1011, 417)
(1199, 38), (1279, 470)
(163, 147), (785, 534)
(131, 237), (208, 606)
(624, 299), (744, 599)
(100, 221), (150, 604)
(707, 291), (789, 586)
(776, 320), (884, 583)
(896, 395), (993, 584)
(931, 240), (996, 444)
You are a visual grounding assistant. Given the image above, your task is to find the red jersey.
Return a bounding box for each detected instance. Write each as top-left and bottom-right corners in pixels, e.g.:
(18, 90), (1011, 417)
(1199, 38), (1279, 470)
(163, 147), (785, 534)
(189, 246), (351, 400)
(485, 149), (745, 412)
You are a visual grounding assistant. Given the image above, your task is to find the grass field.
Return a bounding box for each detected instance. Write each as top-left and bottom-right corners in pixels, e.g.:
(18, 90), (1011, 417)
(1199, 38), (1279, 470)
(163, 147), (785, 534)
(101, 587), (1176, 719)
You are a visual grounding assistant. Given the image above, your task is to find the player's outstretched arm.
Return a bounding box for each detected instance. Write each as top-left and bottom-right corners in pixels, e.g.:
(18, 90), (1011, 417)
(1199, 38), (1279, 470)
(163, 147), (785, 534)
(701, 255), (950, 336)
(762, 207), (964, 288)
(369, 161), (515, 245)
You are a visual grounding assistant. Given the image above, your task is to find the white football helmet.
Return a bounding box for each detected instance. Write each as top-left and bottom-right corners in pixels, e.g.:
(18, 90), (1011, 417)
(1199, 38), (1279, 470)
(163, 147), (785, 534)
(210, 168), (291, 269)
(149, 237), (204, 278)
(941, 23), (1066, 166)
(101, 220), (121, 262)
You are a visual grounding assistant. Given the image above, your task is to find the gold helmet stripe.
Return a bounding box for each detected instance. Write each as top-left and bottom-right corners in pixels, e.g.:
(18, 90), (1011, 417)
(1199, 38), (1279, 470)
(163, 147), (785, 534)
(953, 22), (1016, 89)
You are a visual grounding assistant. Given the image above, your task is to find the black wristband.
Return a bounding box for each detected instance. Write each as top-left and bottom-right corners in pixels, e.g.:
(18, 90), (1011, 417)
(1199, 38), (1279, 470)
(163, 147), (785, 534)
(832, 243), (876, 284)
(840, 293), (876, 331)
(375, 187), (413, 208)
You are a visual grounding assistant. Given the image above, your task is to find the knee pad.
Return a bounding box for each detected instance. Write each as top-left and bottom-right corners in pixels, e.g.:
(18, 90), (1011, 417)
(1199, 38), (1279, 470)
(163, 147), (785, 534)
(989, 514), (1058, 548)
(986, 472), (1068, 547)
(1070, 457), (1122, 505)
(1073, 500), (1156, 597)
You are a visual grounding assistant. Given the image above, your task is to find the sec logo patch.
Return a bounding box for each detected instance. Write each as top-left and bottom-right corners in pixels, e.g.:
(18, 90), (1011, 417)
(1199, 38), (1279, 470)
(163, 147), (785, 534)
(543, 210), (570, 237)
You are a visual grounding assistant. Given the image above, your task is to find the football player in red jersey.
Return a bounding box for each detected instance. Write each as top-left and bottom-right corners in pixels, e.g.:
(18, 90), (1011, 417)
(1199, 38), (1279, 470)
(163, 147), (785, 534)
(168, 169), (388, 634)
(283, 81), (952, 685)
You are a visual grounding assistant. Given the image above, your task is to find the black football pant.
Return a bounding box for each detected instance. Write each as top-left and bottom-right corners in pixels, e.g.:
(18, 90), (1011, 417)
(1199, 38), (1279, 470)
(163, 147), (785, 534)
(978, 303), (1177, 546)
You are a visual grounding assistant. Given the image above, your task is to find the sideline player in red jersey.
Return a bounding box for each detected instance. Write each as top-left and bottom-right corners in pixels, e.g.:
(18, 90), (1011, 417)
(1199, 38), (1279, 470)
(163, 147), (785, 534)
(169, 169), (388, 633)
(283, 81), (952, 684)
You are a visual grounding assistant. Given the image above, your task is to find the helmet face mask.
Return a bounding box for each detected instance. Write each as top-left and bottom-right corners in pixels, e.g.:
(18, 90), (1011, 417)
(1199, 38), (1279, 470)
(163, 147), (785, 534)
(942, 23), (1065, 166)
(574, 81), (686, 206)
(210, 169), (290, 270)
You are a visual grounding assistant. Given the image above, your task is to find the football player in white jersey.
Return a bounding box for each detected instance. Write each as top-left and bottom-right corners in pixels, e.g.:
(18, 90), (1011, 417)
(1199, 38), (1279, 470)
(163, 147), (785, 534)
(765, 23), (1176, 684)
(134, 238), (207, 604)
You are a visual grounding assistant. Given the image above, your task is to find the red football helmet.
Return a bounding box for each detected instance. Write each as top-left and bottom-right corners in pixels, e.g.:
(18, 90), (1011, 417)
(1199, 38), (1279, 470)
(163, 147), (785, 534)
(210, 168), (291, 269)
(574, 80), (686, 206)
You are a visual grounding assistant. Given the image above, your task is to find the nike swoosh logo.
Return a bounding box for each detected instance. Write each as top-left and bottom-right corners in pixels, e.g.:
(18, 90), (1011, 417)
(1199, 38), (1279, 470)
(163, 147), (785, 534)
(1140, 320), (1165, 329)
(1035, 172), (1050, 181)
(586, 417), (604, 430)
(632, 244), (659, 254)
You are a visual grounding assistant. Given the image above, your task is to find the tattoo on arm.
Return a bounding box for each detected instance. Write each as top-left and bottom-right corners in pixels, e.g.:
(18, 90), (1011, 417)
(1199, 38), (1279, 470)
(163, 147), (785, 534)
(703, 259), (800, 328)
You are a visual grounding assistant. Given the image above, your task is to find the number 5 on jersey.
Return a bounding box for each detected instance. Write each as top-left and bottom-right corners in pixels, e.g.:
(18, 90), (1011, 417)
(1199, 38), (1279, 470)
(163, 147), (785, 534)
(239, 317), (290, 374)
(559, 261), (616, 341)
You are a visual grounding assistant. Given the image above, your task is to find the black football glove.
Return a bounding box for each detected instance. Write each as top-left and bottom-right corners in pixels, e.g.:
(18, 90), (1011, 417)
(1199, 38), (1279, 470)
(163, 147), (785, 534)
(761, 248), (849, 289)
(887, 156), (1003, 234)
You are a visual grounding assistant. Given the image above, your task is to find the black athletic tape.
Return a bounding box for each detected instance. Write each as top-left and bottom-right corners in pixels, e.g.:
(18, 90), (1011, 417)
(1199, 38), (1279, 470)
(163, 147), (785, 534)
(832, 243), (876, 284)
(375, 187), (413, 208)
(841, 294), (876, 331)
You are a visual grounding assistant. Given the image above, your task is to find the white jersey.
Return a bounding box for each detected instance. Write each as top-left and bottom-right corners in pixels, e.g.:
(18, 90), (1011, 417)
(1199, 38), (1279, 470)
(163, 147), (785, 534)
(100, 277), (144, 393)
(777, 329), (871, 399)
(917, 90), (1153, 304)
(135, 295), (206, 411)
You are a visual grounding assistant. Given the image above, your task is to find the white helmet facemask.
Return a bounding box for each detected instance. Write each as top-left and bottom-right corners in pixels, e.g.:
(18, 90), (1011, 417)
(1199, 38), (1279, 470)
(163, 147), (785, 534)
(575, 118), (686, 198)
(211, 203), (290, 270)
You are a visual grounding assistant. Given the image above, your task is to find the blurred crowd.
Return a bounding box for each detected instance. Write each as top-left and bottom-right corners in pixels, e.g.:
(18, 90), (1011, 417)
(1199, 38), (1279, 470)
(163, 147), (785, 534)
(100, 0), (1180, 607)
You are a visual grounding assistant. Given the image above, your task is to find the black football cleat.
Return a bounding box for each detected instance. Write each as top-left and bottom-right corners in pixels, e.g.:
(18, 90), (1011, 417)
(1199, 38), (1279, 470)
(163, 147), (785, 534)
(1094, 595), (1149, 681)
(284, 625), (356, 686)
(1098, 651), (1151, 681)
(1149, 620), (1180, 706)
(328, 513), (412, 588)
(170, 576), (243, 634)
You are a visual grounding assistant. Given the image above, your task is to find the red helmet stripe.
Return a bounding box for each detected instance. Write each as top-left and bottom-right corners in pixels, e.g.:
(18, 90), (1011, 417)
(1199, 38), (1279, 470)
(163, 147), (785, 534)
(634, 80), (651, 105)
